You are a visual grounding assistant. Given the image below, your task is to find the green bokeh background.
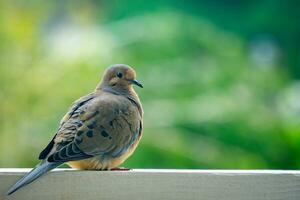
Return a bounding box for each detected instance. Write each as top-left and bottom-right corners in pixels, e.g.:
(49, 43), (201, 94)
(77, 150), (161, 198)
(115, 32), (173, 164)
(0, 0), (300, 169)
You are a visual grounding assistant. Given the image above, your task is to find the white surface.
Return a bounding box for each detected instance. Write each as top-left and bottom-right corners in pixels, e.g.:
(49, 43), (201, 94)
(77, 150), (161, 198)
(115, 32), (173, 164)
(1, 169), (300, 200)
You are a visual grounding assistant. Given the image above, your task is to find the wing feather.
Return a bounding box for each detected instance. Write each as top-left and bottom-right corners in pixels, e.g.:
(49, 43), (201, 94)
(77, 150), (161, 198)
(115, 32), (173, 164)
(44, 93), (142, 163)
(39, 93), (95, 160)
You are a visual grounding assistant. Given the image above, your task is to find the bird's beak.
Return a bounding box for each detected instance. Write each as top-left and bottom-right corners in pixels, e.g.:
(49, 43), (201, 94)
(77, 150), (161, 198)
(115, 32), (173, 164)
(131, 79), (143, 88)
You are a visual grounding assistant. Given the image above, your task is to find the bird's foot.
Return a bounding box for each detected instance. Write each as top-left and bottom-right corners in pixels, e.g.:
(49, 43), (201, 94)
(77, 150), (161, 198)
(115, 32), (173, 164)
(110, 167), (130, 171)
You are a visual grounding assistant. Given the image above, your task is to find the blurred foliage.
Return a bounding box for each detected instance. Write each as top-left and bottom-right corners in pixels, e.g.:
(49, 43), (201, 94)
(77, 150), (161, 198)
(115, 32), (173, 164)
(0, 0), (300, 169)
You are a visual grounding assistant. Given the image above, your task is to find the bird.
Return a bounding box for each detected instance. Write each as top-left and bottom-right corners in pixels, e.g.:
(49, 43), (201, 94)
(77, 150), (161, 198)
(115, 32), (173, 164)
(7, 64), (144, 195)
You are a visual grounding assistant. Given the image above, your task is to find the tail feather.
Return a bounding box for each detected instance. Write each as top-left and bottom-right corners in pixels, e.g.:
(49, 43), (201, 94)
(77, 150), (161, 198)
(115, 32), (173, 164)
(6, 161), (61, 195)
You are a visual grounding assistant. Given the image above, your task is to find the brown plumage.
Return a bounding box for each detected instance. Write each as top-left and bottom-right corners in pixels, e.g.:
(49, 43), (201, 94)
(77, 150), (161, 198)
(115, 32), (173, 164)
(7, 64), (143, 195)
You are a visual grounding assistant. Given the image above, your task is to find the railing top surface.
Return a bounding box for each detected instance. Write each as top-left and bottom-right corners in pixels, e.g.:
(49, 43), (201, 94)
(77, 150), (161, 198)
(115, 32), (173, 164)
(1, 168), (300, 174)
(1, 168), (300, 200)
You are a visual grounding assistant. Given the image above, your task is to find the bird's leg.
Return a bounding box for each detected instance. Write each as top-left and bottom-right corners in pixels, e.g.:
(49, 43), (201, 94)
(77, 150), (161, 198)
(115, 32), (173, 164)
(110, 167), (130, 171)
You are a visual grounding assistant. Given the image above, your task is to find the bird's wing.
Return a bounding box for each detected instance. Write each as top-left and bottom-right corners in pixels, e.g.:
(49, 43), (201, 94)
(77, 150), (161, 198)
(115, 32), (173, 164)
(38, 93), (96, 160)
(45, 93), (142, 163)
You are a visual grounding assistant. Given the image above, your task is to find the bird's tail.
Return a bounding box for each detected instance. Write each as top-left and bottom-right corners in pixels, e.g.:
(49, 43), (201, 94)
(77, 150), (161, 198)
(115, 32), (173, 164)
(6, 161), (62, 195)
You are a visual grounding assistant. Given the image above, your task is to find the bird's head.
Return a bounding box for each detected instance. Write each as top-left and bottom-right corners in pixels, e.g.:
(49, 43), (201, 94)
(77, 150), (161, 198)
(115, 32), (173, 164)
(98, 64), (143, 93)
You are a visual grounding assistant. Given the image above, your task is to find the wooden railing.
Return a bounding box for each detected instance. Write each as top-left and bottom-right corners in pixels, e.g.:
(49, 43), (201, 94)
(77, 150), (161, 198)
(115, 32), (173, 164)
(1, 169), (300, 200)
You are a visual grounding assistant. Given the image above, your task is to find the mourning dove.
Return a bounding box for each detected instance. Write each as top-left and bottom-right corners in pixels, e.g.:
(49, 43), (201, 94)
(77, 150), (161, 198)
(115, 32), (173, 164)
(7, 64), (143, 195)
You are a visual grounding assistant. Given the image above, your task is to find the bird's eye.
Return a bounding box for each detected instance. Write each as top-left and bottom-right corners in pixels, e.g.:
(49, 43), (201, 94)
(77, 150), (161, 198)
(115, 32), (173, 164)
(117, 72), (123, 78)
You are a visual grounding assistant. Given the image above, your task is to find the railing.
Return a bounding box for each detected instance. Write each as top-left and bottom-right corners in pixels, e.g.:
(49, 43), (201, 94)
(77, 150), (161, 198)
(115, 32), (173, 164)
(1, 169), (300, 200)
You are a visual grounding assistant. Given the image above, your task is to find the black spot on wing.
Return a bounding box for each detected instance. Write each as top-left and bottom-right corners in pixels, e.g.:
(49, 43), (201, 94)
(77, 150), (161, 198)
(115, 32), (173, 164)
(101, 130), (109, 137)
(80, 110), (85, 115)
(87, 121), (97, 129)
(86, 130), (94, 138)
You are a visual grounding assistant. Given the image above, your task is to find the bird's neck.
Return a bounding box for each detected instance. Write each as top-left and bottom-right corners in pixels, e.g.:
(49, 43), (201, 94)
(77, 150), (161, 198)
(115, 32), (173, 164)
(96, 85), (143, 117)
(97, 84), (131, 95)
